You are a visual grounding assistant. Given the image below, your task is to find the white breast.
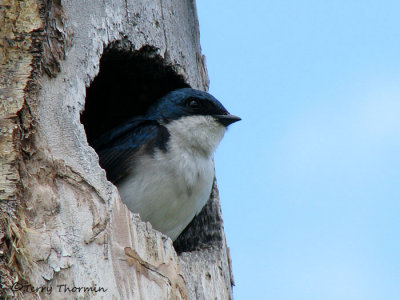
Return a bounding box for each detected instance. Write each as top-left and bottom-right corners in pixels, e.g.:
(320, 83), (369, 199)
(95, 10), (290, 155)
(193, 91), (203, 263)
(118, 115), (226, 241)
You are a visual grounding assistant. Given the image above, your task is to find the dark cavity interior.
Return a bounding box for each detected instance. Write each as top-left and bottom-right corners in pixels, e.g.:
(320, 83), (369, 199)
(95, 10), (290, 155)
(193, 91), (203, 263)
(81, 43), (189, 145)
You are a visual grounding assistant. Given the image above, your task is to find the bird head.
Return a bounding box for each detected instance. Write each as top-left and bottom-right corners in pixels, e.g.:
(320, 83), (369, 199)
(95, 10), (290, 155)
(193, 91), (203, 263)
(147, 88), (241, 156)
(146, 88), (241, 126)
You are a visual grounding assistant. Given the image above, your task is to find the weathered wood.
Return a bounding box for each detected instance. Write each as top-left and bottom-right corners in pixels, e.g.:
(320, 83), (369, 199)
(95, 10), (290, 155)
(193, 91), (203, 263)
(0, 1), (233, 299)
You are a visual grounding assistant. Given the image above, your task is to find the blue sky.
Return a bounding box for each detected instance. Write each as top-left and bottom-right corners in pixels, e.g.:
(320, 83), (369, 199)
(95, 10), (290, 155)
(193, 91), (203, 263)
(196, 1), (400, 299)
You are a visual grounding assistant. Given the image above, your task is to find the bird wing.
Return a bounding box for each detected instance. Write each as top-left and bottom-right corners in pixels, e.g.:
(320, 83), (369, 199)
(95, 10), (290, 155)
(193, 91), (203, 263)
(93, 118), (166, 184)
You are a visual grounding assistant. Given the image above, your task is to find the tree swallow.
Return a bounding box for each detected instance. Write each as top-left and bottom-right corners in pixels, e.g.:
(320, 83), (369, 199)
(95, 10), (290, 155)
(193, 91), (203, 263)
(93, 88), (240, 241)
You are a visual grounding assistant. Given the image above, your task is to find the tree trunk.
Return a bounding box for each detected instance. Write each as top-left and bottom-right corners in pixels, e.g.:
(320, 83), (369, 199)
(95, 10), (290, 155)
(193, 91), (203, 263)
(0, 0), (233, 299)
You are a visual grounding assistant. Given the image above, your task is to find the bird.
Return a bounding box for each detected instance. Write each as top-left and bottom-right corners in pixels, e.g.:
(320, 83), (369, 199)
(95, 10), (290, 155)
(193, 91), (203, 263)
(93, 88), (240, 241)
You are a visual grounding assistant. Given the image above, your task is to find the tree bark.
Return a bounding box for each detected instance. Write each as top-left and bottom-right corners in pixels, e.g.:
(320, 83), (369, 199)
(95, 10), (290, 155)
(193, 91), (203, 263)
(0, 0), (233, 299)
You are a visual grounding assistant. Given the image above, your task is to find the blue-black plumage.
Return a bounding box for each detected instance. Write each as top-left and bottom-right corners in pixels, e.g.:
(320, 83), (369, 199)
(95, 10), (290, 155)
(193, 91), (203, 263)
(93, 88), (240, 240)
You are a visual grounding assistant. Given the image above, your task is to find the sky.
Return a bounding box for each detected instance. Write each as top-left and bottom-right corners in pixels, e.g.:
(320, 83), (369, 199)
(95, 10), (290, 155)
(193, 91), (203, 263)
(196, 1), (400, 299)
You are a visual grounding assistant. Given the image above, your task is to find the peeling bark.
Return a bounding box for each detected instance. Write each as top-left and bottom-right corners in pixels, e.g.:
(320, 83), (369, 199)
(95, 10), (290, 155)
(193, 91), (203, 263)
(0, 1), (233, 299)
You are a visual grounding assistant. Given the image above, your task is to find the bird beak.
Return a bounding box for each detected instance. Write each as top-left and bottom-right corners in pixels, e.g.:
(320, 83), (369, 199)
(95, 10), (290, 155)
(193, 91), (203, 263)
(214, 114), (241, 126)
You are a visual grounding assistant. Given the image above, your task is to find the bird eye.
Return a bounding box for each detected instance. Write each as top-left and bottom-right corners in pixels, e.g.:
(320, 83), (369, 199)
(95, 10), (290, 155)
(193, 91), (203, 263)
(187, 98), (200, 108)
